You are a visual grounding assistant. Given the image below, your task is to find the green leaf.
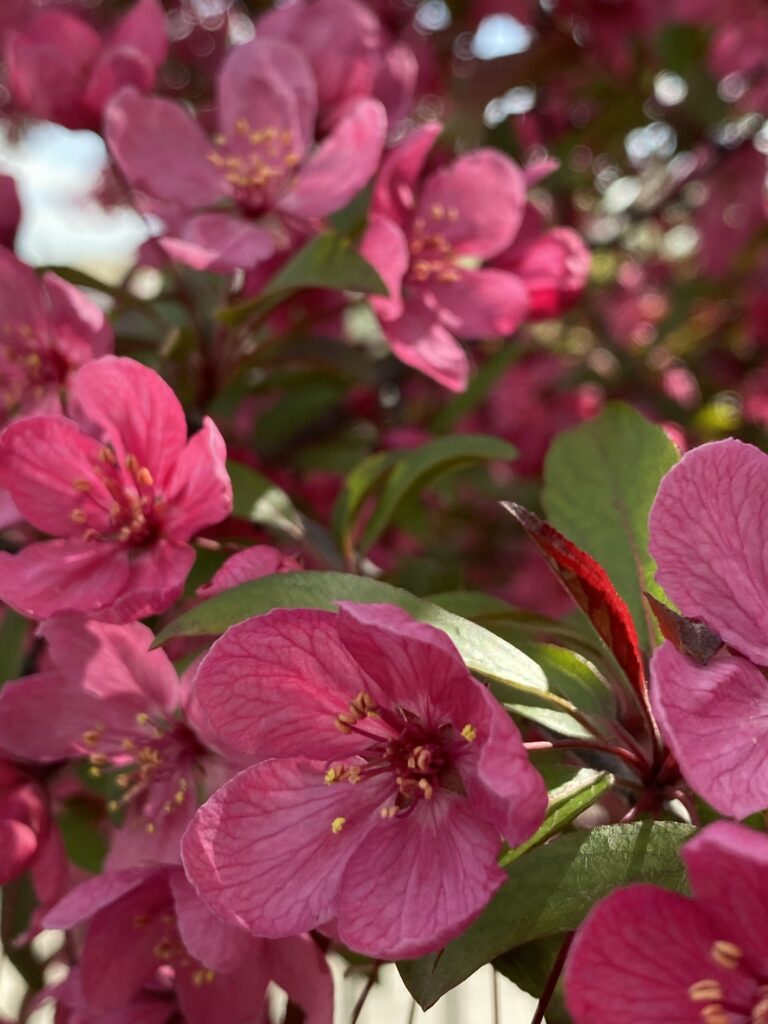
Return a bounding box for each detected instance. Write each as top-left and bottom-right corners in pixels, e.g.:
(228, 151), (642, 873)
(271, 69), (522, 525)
(228, 461), (304, 537)
(500, 769), (614, 866)
(398, 821), (693, 1009)
(336, 435), (517, 556)
(153, 570), (550, 697)
(56, 799), (107, 873)
(332, 451), (394, 556)
(526, 644), (615, 722)
(542, 402), (679, 650)
(219, 232), (387, 327)
(0, 610), (28, 686)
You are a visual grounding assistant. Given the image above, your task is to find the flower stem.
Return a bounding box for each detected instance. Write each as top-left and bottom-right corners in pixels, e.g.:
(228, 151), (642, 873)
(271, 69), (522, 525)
(529, 933), (573, 1024)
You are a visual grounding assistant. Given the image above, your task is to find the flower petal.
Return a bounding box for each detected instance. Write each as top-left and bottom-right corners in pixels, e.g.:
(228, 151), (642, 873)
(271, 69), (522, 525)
(196, 546), (300, 599)
(162, 417), (232, 542)
(360, 213), (409, 321)
(182, 758), (385, 938)
(651, 642), (768, 818)
(158, 215), (276, 273)
(649, 439), (768, 665)
(266, 936), (334, 1024)
(44, 867), (161, 930)
(425, 268), (529, 340)
(278, 99), (387, 220)
(372, 122), (442, 225)
(192, 609), (377, 760)
(381, 301), (469, 392)
(110, 0), (168, 69)
(171, 870), (252, 971)
(101, 539), (196, 623)
(336, 795), (506, 958)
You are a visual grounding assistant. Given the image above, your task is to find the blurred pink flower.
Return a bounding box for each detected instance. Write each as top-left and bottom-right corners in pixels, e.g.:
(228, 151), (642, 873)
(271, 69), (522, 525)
(0, 356), (232, 622)
(182, 602), (546, 959)
(5, 0), (167, 130)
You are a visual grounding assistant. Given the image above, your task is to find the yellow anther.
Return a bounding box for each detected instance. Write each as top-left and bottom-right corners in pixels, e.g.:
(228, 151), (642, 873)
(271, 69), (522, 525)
(153, 938), (173, 960)
(132, 914), (149, 928)
(100, 447), (117, 465)
(418, 778), (434, 799)
(125, 454), (139, 473)
(107, 800), (119, 812)
(136, 712), (150, 725)
(83, 527), (100, 541)
(82, 728), (101, 747)
(121, 738), (135, 751)
(447, 206), (460, 221)
(174, 789), (186, 805)
(335, 712), (356, 734)
(710, 940), (742, 970)
(236, 117), (250, 134)
(688, 980), (724, 1002)
(88, 765), (101, 778)
(116, 773), (130, 788)
(461, 723), (477, 742)
(136, 467), (154, 487)
(331, 817), (346, 834)
(25, 352), (41, 367)
(431, 203), (445, 219)
(700, 1007), (728, 1024)
(89, 753), (108, 766)
(325, 767), (342, 784)
(380, 805), (398, 818)
(146, 822), (155, 834)
(70, 508), (87, 524)
(73, 479), (91, 492)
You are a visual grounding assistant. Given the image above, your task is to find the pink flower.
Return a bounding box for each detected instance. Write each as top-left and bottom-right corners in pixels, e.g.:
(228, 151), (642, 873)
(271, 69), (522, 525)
(0, 615), (224, 869)
(182, 602), (547, 959)
(565, 821), (768, 1024)
(43, 865), (334, 1024)
(5, 0), (168, 131)
(361, 124), (538, 392)
(197, 545), (301, 600)
(648, 439), (768, 817)
(258, 0), (417, 128)
(105, 38), (387, 272)
(0, 175), (20, 249)
(0, 356), (232, 622)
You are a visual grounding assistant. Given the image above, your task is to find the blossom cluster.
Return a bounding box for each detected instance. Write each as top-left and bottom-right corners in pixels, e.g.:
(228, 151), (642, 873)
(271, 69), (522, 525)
(2, 1), (768, 1023)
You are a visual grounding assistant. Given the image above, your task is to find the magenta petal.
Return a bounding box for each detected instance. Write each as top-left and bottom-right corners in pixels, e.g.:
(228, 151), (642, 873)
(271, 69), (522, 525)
(360, 213), (409, 321)
(381, 302), (469, 392)
(278, 99), (387, 220)
(0, 820), (38, 884)
(71, 356), (188, 486)
(564, 885), (718, 1024)
(40, 615), (178, 710)
(43, 271), (114, 360)
(0, 416), (109, 536)
(170, 870), (252, 971)
(182, 758), (385, 938)
(266, 937), (334, 1024)
(651, 642), (768, 818)
(197, 546), (300, 598)
(44, 867), (159, 930)
(193, 609), (377, 759)
(500, 226), (590, 319)
(0, 175), (21, 249)
(426, 268), (529, 340)
(336, 796), (506, 958)
(176, 961), (269, 1024)
(110, 0), (168, 69)
(105, 798), (194, 870)
(102, 539), (196, 623)
(159, 215), (276, 272)
(162, 417), (232, 541)
(416, 150), (526, 259)
(684, 821), (768, 959)
(0, 540), (129, 620)
(372, 122), (442, 225)
(105, 89), (225, 215)
(649, 439), (768, 664)
(85, 48), (156, 117)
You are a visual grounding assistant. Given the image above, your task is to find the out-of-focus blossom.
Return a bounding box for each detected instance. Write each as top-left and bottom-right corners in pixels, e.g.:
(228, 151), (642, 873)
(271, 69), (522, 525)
(5, 0), (168, 131)
(183, 602), (547, 959)
(197, 545), (301, 599)
(106, 38), (387, 272)
(0, 356), (232, 622)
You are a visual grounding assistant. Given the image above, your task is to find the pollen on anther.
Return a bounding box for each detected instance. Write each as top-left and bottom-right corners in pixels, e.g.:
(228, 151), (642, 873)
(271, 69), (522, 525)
(710, 939), (742, 970)
(688, 979), (724, 1002)
(461, 723), (477, 742)
(331, 816), (346, 834)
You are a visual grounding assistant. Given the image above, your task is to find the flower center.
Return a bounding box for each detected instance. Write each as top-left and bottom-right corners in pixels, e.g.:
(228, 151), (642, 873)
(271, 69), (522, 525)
(325, 691), (476, 825)
(207, 119), (300, 213)
(70, 446), (164, 547)
(0, 322), (69, 416)
(688, 941), (768, 1024)
(408, 203), (463, 284)
(83, 715), (202, 833)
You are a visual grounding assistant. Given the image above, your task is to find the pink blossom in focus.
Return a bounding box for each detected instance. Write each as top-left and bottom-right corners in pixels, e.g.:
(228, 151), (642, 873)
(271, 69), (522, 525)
(182, 602), (547, 959)
(565, 821), (768, 1024)
(105, 38), (387, 272)
(361, 123), (532, 392)
(43, 865), (334, 1024)
(0, 615), (226, 868)
(258, 0), (417, 128)
(0, 356), (232, 622)
(5, 0), (168, 131)
(649, 439), (768, 817)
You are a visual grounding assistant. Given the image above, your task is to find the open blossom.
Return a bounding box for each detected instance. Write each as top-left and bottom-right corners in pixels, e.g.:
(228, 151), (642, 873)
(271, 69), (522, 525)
(360, 124), (584, 392)
(0, 615), (223, 869)
(106, 37), (387, 273)
(43, 865), (334, 1024)
(197, 545), (301, 599)
(182, 602), (547, 959)
(0, 250), (113, 421)
(565, 821), (768, 1024)
(258, 0), (417, 127)
(5, 0), (167, 131)
(648, 439), (768, 818)
(0, 356), (232, 622)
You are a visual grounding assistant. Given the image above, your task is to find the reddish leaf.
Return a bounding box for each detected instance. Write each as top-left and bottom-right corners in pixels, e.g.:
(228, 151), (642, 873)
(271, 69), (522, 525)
(503, 501), (647, 702)
(644, 593), (723, 666)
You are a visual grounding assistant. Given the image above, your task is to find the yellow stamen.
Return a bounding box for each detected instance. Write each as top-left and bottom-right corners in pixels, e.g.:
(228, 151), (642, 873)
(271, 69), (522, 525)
(461, 723), (477, 742)
(331, 816), (346, 834)
(688, 980), (724, 1002)
(710, 940), (742, 970)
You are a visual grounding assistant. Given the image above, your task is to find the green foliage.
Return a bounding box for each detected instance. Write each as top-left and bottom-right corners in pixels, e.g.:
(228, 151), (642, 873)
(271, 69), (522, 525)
(398, 821), (694, 1009)
(542, 403), (679, 650)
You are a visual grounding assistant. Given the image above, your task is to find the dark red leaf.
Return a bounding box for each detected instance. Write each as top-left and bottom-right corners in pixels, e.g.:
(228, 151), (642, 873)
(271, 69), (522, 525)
(502, 501), (647, 702)
(644, 593), (723, 666)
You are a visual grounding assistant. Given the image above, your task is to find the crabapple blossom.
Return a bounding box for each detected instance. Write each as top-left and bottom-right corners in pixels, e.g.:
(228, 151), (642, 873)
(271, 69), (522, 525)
(0, 356), (232, 622)
(565, 822), (768, 1024)
(5, 0), (167, 131)
(197, 545), (301, 599)
(43, 865), (334, 1024)
(649, 439), (768, 817)
(106, 37), (387, 272)
(182, 602), (547, 959)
